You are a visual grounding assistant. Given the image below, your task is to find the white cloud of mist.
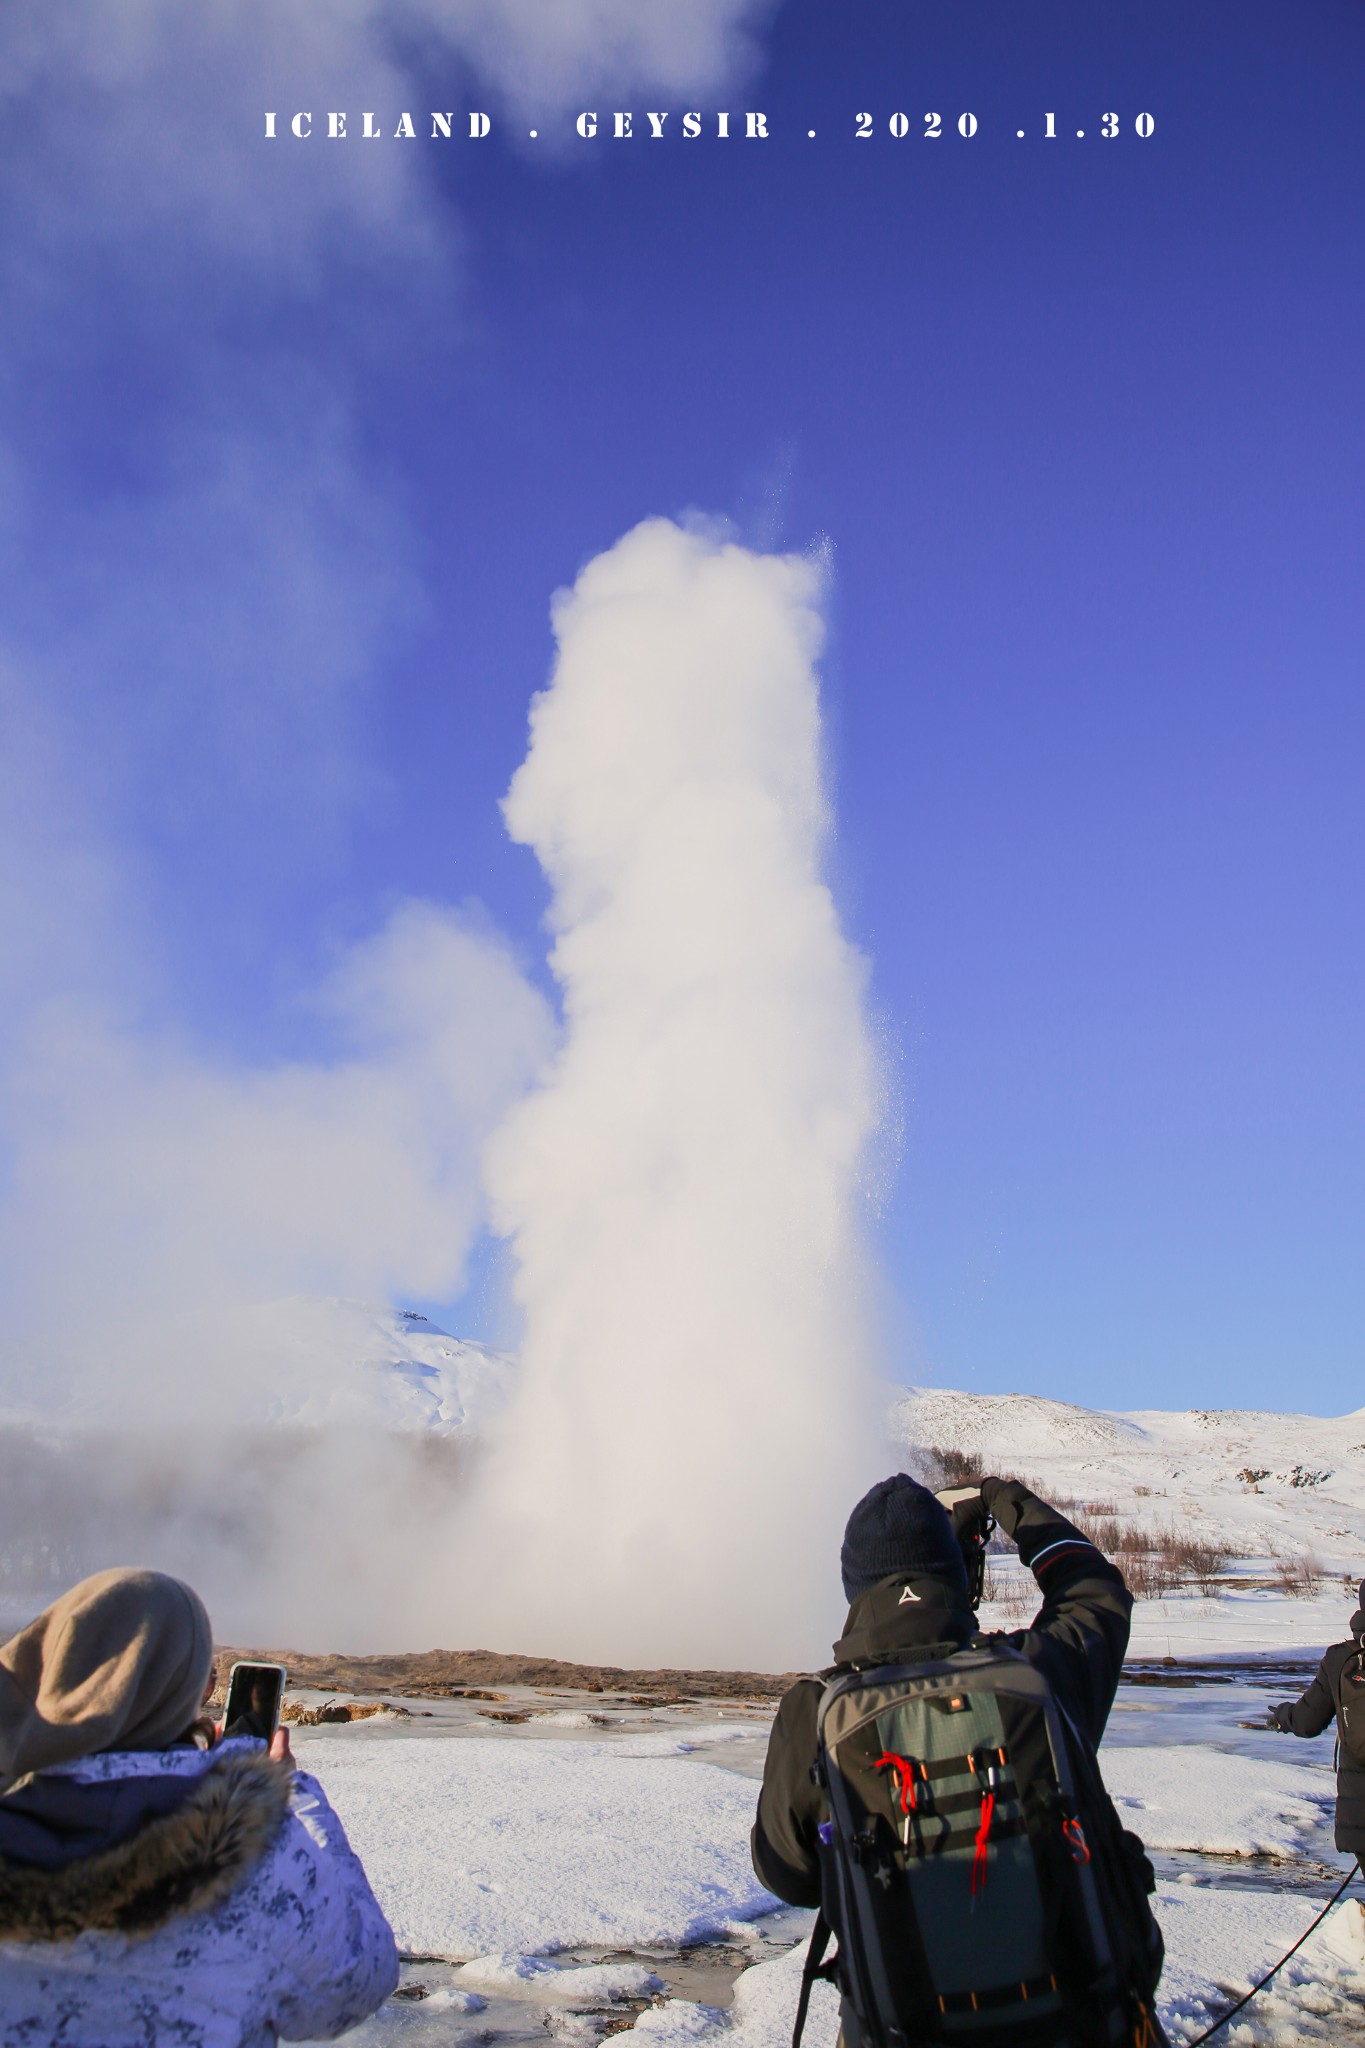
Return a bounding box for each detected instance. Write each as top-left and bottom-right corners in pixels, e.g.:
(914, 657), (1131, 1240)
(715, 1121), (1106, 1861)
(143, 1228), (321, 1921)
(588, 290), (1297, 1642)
(1, 0), (777, 283)
(0, 878), (554, 1650)
(464, 519), (885, 1671)
(0, 517), (891, 1672)
(0, 900), (553, 1428)
(0, 9), (898, 1670)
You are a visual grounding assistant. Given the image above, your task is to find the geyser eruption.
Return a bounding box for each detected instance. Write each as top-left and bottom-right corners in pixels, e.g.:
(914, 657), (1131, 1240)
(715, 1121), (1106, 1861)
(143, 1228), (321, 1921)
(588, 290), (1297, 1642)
(475, 518), (883, 1670)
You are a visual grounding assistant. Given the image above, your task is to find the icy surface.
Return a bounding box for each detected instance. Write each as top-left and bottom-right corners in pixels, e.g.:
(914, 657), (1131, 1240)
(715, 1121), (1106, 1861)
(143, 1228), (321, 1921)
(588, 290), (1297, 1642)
(1102, 1745), (1335, 1857)
(323, 1673), (1365, 2048)
(690, 1942), (839, 2048)
(456, 1956), (664, 2001)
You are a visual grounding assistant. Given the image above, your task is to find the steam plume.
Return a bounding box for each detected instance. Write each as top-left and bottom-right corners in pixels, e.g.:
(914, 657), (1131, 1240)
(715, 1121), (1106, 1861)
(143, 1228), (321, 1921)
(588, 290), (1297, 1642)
(475, 519), (883, 1670)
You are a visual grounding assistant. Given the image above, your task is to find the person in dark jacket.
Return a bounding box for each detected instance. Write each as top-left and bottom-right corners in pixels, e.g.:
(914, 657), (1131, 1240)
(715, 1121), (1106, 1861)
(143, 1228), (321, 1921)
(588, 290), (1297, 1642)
(752, 1472), (1136, 1907)
(1268, 1580), (1365, 1861)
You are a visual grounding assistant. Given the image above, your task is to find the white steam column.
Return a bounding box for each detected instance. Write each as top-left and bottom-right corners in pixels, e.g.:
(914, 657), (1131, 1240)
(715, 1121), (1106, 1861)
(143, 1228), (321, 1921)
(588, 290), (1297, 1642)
(480, 518), (882, 1670)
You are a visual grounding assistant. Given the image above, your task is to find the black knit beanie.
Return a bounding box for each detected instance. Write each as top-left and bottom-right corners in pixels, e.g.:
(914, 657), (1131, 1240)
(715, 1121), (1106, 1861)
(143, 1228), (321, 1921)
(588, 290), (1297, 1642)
(840, 1475), (969, 1603)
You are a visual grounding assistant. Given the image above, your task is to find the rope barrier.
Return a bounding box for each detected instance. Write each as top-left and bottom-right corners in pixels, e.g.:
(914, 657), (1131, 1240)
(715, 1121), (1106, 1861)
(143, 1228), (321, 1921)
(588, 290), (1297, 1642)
(1183, 1861), (1359, 2045)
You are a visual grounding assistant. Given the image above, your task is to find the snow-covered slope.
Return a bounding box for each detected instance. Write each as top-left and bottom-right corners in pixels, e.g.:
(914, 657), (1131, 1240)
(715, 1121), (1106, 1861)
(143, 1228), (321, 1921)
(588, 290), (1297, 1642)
(255, 1296), (514, 1436)
(891, 1385), (1365, 1653)
(891, 1385), (1365, 1558)
(0, 1296), (514, 1439)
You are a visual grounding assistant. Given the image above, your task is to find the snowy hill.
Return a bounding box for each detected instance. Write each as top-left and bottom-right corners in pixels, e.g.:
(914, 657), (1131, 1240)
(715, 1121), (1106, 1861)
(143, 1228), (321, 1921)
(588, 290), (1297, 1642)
(0, 1296), (514, 1440)
(891, 1386), (1365, 1654)
(253, 1296), (515, 1436)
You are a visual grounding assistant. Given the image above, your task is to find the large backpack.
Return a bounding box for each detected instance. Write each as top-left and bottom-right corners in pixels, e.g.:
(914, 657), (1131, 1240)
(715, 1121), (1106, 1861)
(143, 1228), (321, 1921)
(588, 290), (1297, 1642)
(792, 1644), (1164, 2048)
(1337, 1644), (1365, 1765)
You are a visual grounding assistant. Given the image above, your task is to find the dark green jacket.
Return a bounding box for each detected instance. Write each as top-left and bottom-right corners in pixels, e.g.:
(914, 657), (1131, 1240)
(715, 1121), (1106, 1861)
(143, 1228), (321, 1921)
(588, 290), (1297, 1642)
(751, 1479), (1134, 1905)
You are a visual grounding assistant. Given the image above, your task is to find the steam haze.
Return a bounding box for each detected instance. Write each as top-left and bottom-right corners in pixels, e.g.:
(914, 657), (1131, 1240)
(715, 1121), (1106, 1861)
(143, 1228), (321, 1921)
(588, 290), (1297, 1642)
(1, 0), (901, 1667)
(0, 518), (887, 1669)
(472, 519), (884, 1671)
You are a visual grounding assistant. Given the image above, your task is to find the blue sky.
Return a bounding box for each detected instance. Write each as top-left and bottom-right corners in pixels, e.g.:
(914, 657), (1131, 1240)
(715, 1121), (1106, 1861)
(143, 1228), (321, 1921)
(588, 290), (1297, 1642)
(1, 0), (1362, 1415)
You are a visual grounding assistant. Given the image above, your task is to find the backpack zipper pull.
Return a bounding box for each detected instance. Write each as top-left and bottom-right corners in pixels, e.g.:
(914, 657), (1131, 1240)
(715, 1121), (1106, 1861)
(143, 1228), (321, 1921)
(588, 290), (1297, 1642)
(874, 1751), (922, 1845)
(968, 1749), (998, 1900)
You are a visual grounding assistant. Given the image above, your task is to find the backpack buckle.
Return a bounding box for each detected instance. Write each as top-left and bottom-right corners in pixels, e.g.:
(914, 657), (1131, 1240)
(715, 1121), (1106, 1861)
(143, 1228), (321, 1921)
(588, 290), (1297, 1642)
(968, 1744), (1007, 1794)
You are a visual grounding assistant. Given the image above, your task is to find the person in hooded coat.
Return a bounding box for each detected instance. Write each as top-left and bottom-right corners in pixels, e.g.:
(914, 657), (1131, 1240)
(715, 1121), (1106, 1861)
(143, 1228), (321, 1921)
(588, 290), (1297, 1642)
(751, 1473), (1164, 2048)
(1268, 1580), (1365, 1862)
(0, 1566), (399, 2047)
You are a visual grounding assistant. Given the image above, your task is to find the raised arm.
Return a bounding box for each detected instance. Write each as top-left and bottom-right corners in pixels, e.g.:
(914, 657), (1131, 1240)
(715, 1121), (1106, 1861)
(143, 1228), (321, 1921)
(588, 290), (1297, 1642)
(979, 1477), (1133, 1748)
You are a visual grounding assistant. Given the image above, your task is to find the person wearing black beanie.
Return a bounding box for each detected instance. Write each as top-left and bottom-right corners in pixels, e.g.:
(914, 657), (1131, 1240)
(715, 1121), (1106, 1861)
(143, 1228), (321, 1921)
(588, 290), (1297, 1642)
(750, 1467), (1143, 2013)
(838, 1473), (969, 1601)
(1268, 1579), (1365, 1864)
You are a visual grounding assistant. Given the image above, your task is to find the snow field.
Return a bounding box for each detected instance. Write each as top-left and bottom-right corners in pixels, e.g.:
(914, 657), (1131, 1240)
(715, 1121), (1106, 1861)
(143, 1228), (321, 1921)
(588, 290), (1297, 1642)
(1154, 1884), (1365, 2044)
(1101, 1746), (1335, 1859)
(304, 1706), (1363, 2048)
(288, 1729), (777, 1958)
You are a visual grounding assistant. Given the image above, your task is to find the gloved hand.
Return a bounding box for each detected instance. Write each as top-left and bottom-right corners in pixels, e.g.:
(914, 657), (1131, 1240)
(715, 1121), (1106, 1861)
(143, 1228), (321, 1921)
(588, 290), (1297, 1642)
(978, 1476), (1033, 1541)
(1267, 1703), (1295, 1733)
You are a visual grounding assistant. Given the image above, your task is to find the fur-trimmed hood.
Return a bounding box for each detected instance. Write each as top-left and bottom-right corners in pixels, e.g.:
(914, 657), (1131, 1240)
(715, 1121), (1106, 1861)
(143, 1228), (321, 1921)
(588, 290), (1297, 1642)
(0, 1747), (292, 1943)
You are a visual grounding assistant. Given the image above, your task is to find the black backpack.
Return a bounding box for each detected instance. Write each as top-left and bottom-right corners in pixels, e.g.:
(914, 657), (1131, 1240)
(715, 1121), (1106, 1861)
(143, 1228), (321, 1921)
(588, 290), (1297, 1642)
(792, 1644), (1165, 2048)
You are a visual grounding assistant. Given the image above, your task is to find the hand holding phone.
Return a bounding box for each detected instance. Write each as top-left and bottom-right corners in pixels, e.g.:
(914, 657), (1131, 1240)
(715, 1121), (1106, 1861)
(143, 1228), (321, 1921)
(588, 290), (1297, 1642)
(222, 1661), (287, 1743)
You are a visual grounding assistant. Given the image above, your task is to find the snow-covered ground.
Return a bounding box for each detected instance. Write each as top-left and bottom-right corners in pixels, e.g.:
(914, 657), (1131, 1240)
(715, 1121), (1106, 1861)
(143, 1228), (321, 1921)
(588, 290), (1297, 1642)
(8, 1306), (1365, 2038)
(286, 1668), (1365, 2048)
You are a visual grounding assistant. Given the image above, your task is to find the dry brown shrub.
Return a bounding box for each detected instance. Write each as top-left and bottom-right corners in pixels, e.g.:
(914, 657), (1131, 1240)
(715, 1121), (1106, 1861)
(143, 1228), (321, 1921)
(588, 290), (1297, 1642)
(931, 1445), (985, 1485)
(1273, 1554), (1323, 1600)
(939, 1475), (1238, 1602)
(1165, 1533), (1230, 1594)
(1123, 1552), (1180, 1599)
(1058, 1512), (1231, 1598)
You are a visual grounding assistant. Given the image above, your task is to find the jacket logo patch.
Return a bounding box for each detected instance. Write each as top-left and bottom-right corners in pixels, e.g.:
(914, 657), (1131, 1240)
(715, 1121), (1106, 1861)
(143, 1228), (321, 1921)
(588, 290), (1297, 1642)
(898, 1585), (921, 1604)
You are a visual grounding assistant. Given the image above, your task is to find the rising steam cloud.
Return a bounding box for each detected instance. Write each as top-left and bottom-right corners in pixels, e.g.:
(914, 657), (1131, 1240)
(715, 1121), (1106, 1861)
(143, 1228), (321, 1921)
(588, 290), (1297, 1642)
(473, 519), (884, 1670)
(0, 518), (887, 1670)
(0, 900), (554, 1648)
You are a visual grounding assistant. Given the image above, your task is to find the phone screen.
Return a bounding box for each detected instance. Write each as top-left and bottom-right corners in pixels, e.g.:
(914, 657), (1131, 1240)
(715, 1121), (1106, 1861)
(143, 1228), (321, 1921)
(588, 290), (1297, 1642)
(223, 1662), (286, 1741)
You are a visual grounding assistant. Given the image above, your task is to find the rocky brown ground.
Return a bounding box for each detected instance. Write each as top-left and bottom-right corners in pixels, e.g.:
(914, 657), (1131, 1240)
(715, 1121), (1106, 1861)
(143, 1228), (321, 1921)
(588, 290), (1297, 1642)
(213, 1645), (802, 1700)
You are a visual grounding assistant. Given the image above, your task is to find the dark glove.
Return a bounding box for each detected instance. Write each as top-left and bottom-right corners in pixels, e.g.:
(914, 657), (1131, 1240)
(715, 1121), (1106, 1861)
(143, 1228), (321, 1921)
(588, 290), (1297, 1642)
(1267, 1703), (1295, 1733)
(978, 1476), (1033, 1540)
